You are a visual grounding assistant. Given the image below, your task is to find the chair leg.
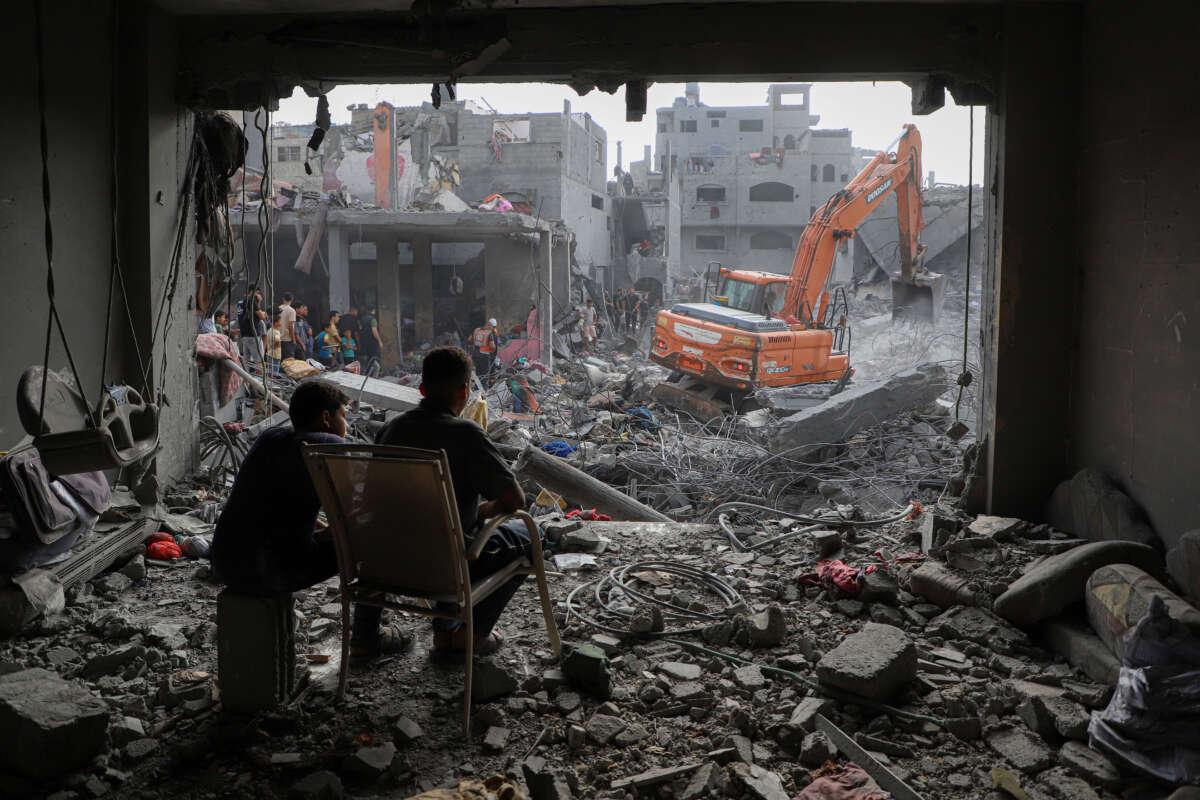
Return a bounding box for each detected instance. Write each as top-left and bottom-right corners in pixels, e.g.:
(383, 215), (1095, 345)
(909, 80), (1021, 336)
(462, 612), (474, 739)
(534, 566), (562, 658)
(521, 513), (562, 658)
(337, 591), (352, 700)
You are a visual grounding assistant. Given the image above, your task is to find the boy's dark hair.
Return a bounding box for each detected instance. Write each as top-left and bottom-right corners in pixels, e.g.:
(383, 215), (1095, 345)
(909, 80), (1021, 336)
(328, 312), (339, 325)
(282, 291), (294, 302)
(297, 303), (307, 311)
(214, 310), (227, 320)
(289, 380), (350, 429)
(422, 346), (472, 400)
(272, 313), (282, 323)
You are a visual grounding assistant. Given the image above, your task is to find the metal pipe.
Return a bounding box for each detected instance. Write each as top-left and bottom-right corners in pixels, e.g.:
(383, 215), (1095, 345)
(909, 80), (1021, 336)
(222, 358), (289, 412)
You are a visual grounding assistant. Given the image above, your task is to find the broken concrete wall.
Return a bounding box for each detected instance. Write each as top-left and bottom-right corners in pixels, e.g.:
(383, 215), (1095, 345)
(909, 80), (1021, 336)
(767, 363), (949, 455)
(0, 1), (197, 484)
(1069, 1), (1200, 552)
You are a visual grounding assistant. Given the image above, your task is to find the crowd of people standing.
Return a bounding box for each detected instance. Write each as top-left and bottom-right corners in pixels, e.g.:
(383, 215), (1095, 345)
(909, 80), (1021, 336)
(225, 285), (384, 375)
(604, 288), (652, 336)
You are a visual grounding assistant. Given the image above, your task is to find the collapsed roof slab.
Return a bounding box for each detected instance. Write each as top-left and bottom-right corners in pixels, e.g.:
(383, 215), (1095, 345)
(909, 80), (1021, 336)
(279, 208), (553, 241)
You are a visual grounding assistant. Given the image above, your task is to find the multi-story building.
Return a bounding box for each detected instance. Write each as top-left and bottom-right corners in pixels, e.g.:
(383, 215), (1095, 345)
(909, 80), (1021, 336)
(654, 83), (858, 277)
(262, 100), (612, 275)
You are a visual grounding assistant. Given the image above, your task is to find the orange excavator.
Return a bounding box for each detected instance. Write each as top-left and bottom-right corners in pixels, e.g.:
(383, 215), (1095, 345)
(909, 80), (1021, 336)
(650, 124), (941, 413)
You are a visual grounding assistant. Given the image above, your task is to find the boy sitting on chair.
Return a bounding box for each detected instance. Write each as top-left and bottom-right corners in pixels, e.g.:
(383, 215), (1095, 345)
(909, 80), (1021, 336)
(211, 380), (412, 661)
(374, 346), (541, 657)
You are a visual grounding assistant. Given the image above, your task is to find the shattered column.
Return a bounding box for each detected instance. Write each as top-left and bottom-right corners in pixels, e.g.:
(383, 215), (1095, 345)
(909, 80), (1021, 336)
(327, 225), (349, 318)
(412, 235), (434, 344)
(376, 232), (402, 367)
(539, 229), (554, 371)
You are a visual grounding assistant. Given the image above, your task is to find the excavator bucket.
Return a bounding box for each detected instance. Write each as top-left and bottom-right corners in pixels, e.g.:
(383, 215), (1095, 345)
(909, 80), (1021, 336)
(891, 271), (945, 325)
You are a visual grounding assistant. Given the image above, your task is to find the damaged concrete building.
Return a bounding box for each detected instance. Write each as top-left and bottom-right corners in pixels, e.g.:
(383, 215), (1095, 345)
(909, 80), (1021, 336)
(2, 1), (1200, 799)
(657, 83), (859, 280)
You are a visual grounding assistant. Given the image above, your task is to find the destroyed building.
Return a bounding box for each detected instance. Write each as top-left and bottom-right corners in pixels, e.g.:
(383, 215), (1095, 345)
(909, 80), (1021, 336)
(656, 83), (859, 278)
(1, 2), (1200, 800)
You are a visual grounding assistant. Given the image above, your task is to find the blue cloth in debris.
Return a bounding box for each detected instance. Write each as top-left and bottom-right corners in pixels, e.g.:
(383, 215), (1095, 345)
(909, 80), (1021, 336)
(541, 441), (578, 458)
(627, 406), (660, 431)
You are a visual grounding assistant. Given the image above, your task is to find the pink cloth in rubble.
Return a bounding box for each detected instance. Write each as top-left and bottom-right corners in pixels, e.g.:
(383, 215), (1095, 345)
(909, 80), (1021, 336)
(195, 333), (244, 406)
(795, 763), (890, 800)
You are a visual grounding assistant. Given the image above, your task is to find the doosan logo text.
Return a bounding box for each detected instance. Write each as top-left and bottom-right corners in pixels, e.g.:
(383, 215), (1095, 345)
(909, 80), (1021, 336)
(866, 178), (893, 204)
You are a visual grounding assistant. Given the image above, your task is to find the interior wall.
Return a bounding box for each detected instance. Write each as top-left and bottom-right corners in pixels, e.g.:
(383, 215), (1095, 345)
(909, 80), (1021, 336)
(1071, 0), (1200, 549)
(0, 1), (194, 483)
(0, 1), (118, 449)
(978, 3), (1081, 521)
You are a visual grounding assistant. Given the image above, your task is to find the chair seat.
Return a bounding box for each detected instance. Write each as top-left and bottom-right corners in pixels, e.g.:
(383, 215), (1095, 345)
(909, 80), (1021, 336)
(348, 558), (531, 607)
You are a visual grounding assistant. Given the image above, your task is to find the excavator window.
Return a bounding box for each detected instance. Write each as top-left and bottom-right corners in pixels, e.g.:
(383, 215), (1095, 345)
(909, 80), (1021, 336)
(718, 278), (760, 313)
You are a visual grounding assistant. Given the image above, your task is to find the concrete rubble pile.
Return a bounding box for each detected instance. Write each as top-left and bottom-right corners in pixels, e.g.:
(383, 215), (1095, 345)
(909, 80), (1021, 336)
(3, 322), (1199, 799)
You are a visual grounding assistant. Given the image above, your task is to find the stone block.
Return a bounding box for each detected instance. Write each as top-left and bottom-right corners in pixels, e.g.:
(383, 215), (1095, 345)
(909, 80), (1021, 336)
(799, 731), (837, 767)
(993, 540), (1164, 627)
(289, 770), (344, 800)
(561, 643), (612, 699)
(786, 696), (831, 734)
(1166, 529), (1200, 604)
(745, 604), (786, 647)
(1085, 563), (1200, 661)
(968, 515), (1023, 539)
(1058, 741), (1121, 789)
(1017, 694), (1089, 741)
(471, 660), (517, 703)
(927, 606), (1028, 650)
(659, 661), (701, 681)
(920, 506), (958, 554)
(986, 727), (1054, 774)
(217, 590), (295, 713)
(342, 742), (395, 781)
(1037, 766), (1101, 800)
(584, 713), (625, 745)
(0, 668), (109, 778)
(817, 622), (917, 700)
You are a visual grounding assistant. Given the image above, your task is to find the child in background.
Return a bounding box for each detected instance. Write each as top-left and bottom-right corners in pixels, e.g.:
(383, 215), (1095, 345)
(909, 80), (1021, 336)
(265, 314), (283, 376)
(341, 330), (357, 363)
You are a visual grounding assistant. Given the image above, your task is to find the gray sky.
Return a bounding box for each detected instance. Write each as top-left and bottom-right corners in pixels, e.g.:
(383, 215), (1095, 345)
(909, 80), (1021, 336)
(275, 81), (986, 186)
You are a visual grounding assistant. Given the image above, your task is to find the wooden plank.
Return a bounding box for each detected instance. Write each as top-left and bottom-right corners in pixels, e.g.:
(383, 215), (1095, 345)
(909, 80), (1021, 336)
(814, 714), (925, 800)
(610, 763), (702, 791)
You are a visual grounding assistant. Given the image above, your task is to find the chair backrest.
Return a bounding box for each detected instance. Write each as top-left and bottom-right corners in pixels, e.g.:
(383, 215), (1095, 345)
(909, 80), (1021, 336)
(303, 443), (468, 601)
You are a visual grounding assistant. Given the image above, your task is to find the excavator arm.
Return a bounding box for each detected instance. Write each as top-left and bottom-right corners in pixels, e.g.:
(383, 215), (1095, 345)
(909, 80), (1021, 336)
(780, 124), (933, 326)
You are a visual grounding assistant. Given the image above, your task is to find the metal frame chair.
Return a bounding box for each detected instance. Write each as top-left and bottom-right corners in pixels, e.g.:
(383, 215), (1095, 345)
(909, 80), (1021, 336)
(302, 442), (561, 736)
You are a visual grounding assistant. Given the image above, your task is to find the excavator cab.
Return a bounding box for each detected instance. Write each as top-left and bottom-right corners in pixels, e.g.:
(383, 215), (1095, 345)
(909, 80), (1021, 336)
(714, 269), (789, 318)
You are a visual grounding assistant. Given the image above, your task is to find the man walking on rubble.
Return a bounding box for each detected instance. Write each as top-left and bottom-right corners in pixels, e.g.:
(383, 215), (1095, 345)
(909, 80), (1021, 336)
(360, 305), (383, 372)
(295, 303), (314, 360)
(471, 318), (499, 383)
(614, 289), (627, 335)
(582, 300), (598, 350)
(237, 284), (267, 365)
(278, 292), (299, 361)
(210, 380), (413, 661)
(374, 346), (543, 657)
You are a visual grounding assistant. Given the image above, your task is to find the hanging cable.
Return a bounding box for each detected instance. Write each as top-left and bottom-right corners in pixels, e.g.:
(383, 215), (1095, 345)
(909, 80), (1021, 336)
(32, 0), (97, 431)
(955, 106), (975, 421)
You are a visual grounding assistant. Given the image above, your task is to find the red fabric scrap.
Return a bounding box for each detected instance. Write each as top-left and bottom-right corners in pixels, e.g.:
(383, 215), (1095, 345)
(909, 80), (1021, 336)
(798, 559), (863, 595)
(195, 333), (244, 406)
(564, 509), (612, 522)
(147, 540), (183, 560)
(796, 762), (890, 799)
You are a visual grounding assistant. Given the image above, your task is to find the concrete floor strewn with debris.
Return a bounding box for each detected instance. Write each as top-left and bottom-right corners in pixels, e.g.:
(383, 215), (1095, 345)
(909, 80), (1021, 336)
(1, 327), (1197, 800)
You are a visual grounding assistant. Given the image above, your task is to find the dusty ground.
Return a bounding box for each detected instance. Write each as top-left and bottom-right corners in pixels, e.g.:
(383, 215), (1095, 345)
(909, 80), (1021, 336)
(1, 499), (1173, 800)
